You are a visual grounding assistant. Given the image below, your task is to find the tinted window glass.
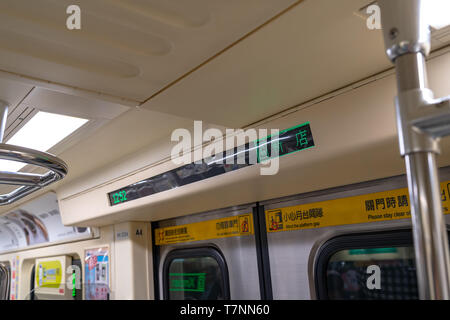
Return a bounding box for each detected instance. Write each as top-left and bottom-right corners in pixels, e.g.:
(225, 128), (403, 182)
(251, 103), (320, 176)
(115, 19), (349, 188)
(326, 246), (418, 300)
(166, 254), (227, 300)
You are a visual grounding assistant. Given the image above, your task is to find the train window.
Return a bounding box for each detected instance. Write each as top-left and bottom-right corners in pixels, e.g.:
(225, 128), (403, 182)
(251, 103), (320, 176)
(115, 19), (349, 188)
(314, 230), (433, 300)
(163, 247), (230, 300)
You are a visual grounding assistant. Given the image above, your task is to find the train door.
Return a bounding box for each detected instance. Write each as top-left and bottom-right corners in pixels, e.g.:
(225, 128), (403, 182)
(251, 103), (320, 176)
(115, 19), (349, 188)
(262, 167), (450, 300)
(154, 204), (262, 300)
(0, 262), (10, 300)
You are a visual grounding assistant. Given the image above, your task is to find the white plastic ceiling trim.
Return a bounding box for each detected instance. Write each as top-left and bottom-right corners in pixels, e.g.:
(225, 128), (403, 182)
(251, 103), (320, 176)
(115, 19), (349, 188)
(20, 88), (129, 120)
(0, 69), (140, 107)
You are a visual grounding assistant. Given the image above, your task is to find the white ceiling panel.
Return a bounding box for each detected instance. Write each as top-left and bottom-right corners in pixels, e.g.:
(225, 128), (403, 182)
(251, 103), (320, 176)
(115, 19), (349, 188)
(142, 0), (450, 128)
(141, 0), (392, 127)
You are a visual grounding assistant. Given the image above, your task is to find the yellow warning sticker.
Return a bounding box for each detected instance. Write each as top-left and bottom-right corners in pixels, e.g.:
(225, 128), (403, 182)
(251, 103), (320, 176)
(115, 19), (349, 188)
(266, 180), (450, 233)
(155, 213), (254, 245)
(36, 260), (62, 288)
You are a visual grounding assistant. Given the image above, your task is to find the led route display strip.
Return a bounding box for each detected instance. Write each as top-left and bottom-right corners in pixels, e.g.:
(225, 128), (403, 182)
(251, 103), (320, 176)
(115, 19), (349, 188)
(108, 122), (314, 206)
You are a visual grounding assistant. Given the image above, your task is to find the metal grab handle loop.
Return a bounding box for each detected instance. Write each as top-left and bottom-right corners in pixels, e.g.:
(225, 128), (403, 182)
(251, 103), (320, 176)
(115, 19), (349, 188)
(0, 143), (68, 205)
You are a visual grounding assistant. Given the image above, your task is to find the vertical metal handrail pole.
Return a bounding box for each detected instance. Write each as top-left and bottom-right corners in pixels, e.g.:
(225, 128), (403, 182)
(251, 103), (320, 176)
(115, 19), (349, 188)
(0, 101), (8, 143)
(396, 53), (450, 299)
(379, 0), (450, 299)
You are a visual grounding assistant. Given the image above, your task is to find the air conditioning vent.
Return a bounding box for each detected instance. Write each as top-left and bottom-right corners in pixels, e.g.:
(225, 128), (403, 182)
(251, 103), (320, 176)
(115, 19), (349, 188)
(3, 100), (36, 142)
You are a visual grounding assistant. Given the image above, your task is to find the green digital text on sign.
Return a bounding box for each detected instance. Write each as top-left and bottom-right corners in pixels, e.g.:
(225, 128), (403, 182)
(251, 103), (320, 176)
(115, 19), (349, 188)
(111, 190), (127, 204)
(169, 273), (206, 292)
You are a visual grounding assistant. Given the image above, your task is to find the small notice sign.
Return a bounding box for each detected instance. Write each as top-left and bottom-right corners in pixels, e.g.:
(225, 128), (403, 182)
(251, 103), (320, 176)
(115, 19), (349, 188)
(155, 214), (254, 245)
(266, 180), (450, 233)
(85, 247), (110, 300)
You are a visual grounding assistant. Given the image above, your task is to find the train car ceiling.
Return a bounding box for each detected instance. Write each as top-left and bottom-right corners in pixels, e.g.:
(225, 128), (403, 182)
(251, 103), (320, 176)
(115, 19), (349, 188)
(0, 0), (298, 104)
(141, 0), (450, 127)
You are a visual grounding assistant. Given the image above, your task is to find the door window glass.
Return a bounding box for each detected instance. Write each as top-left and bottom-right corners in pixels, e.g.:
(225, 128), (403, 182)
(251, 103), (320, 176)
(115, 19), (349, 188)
(326, 246), (417, 300)
(314, 231), (428, 300)
(164, 248), (229, 300)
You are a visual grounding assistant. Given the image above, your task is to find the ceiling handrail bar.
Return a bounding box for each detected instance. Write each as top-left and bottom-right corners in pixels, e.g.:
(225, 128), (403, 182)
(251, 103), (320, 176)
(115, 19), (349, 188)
(0, 101), (68, 206)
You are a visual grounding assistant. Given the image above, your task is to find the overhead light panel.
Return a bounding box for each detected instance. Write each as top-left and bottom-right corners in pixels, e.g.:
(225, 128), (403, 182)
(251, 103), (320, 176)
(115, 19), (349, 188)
(0, 112), (88, 172)
(424, 0), (450, 30)
(355, 1), (450, 31)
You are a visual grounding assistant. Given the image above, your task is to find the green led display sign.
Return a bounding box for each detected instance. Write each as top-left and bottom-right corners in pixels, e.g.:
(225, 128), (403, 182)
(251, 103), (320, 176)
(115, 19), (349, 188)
(169, 273), (206, 292)
(256, 122), (314, 162)
(111, 190), (127, 205)
(108, 122), (314, 206)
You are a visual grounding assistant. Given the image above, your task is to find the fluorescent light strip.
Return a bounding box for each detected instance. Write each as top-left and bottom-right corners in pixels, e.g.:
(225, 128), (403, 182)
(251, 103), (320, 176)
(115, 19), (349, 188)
(0, 112), (88, 172)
